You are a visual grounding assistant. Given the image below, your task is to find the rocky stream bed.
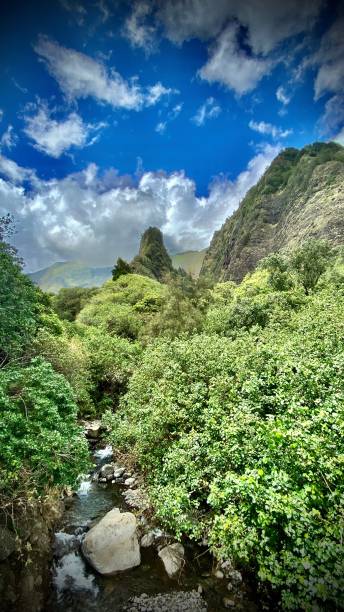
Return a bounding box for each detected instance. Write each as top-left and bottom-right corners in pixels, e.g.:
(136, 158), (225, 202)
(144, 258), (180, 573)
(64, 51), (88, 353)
(47, 425), (258, 611)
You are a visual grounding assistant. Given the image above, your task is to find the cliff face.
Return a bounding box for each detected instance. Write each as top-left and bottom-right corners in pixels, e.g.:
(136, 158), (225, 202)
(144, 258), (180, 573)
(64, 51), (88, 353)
(131, 227), (174, 281)
(201, 142), (344, 282)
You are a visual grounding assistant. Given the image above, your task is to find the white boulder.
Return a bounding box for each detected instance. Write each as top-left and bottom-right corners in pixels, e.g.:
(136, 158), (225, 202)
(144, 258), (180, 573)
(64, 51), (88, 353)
(82, 508), (140, 575)
(158, 543), (184, 578)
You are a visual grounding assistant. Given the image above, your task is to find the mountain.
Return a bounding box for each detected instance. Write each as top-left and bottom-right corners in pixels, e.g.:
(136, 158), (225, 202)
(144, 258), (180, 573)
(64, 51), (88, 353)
(201, 142), (344, 282)
(29, 261), (112, 293)
(131, 227), (174, 281)
(171, 249), (206, 278)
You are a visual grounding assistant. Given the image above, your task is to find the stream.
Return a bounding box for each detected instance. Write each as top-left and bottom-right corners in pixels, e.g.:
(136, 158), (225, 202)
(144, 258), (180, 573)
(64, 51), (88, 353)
(47, 444), (258, 611)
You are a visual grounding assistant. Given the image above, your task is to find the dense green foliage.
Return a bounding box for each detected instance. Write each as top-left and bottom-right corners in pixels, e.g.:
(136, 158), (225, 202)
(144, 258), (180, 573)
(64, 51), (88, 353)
(104, 244), (344, 609)
(0, 359), (89, 496)
(0, 220), (89, 510)
(53, 286), (98, 321)
(112, 257), (132, 281)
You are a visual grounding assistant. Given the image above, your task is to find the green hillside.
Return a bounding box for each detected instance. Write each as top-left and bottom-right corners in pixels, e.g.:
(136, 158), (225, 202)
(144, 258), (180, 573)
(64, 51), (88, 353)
(201, 142), (344, 282)
(29, 261), (112, 293)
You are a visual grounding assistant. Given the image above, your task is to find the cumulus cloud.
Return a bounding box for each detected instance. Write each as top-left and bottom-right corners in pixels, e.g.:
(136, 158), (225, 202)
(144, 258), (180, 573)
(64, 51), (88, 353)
(199, 24), (272, 95)
(123, 1), (157, 53)
(0, 144), (279, 271)
(156, 0), (323, 54)
(192, 97), (221, 126)
(249, 119), (292, 139)
(34, 36), (173, 111)
(0, 155), (36, 184)
(146, 83), (178, 106)
(313, 15), (344, 100)
(23, 104), (105, 158)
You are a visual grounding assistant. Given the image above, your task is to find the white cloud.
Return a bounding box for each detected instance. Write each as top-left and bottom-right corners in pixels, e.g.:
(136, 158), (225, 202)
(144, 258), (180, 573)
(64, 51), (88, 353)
(146, 82), (178, 106)
(155, 103), (183, 135)
(249, 119), (292, 139)
(1, 126), (17, 150)
(0, 155), (36, 184)
(192, 97), (221, 126)
(123, 1), (157, 53)
(199, 24), (272, 95)
(313, 16), (344, 100)
(317, 94), (344, 140)
(34, 36), (173, 111)
(59, 0), (87, 26)
(156, 0), (323, 54)
(276, 86), (291, 106)
(334, 127), (344, 146)
(0, 144), (279, 271)
(23, 104), (105, 158)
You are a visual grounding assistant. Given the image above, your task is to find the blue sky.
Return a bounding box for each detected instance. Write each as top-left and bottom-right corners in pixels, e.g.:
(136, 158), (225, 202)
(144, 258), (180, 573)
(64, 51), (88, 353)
(0, 0), (343, 271)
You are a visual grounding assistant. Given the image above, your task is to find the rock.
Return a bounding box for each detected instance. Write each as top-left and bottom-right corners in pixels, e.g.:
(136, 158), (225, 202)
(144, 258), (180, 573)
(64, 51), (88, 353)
(223, 598), (235, 608)
(123, 590), (207, 611)
(82, 508), (140, 575)
(124, 477), (136, 487)
(227, 569), (242, 584)
(100, 464), (114, 480)
(114, 467), (126, 479)
(84, 420), (102, 439)
(122, 488), (150, 511)
(0, 527), (16, 561)
(158, 543), (184, 578)
(99, 477), (107, 483)
(141, 532), (155, 548)
(214, 569), (224, 579)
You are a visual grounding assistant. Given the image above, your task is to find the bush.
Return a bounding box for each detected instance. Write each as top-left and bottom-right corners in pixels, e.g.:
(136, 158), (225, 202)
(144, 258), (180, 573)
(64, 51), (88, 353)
(0, 358), (89, 500)
(105, 286), (344, 609)
(53, 287), (98, 321)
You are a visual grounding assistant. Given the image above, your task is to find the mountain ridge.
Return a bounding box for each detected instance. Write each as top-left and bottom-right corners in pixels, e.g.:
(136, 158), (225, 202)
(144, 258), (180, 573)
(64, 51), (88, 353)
(201, 142), (344, 282)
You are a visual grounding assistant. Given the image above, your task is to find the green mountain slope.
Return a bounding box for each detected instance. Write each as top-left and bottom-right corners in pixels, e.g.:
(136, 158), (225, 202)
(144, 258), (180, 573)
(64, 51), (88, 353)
(29, 262), (112, 293)
(201, 142), (344, 282)
(171, 249), (206, 277)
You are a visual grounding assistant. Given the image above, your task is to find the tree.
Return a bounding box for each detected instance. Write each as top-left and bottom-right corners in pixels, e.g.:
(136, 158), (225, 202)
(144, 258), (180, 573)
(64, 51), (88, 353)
(112, 257), (132, 281)
(0, 216), (40, 363)
(53, 287), (98, 321)
(290, 239), (335, 294)
(260, 252), (293, 291)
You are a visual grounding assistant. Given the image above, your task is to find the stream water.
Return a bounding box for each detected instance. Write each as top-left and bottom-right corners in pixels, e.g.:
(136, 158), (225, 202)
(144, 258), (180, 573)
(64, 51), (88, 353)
(47, 445), (258, 611)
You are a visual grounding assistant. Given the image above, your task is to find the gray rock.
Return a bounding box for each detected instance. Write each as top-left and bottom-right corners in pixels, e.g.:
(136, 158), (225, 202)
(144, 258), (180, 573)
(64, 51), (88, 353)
(0, 527), (16, 561)
(82, 508), (140, 575)
(214, 569), (224, 579)
(122, 590), (207, 611)
(84, 420), (102, 439)
(100, 463), (114, 480)
(122, 488), (150, 511)
(124, 477), (136, 487)
(140, 532), (155, 548)
(223, 598), (235, 608)
(158, 543), (184, 578)
(113, 467), (126, 479)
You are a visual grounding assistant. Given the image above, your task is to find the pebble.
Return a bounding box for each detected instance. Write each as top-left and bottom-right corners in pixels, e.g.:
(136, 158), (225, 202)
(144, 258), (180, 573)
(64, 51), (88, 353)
(122, 590), (207, 611)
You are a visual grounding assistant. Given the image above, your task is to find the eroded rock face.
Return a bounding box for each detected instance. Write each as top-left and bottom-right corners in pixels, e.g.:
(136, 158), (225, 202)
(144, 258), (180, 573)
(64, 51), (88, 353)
(0, 527), (16, 561)
(82, 508), (140, 575)
(158, 543), (184, 578)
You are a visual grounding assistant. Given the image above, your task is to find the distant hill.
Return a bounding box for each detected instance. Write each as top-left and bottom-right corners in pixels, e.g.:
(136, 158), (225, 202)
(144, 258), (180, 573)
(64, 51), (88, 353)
(171, 250), (206, 278)
(28, 247), (205, 293)
(201, 142), (344, 282)
(29, 262), (112, 293)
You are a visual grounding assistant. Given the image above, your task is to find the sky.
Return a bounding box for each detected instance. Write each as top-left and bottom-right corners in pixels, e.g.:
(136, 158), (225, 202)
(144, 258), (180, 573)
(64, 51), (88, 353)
(0, 0), (343, 271)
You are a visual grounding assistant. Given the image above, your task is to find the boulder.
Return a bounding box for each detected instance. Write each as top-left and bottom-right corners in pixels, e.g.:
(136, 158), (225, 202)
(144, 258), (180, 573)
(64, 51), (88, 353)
(82, 508), (140, 575)
(84, 420), (102, 439)
(158, 543), (184, 578)
(124, 477), (136, 487)
(141, 532), (155, 548)
(99, 464), (114, 480)
(0, 527), (16, 561)
(113, 467), (126, 479)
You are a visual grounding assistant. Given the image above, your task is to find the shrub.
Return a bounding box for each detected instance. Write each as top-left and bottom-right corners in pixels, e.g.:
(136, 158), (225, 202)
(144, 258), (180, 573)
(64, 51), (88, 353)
(0, 358), (89, 500)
